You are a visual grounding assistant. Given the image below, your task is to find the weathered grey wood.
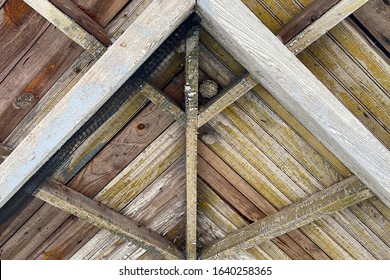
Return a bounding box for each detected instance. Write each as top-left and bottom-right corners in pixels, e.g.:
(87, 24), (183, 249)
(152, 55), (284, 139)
(23, 0), (106, 57)
(198, 72), (257, 127)
(199, 176), (373, 259)
(139, 83), (186, 125)
(0, 0), (195, 209)
(185, 22), (200, 260)
(33, 179), (183, 260)
(285, 0), (369, 54)
(197, 0), (390, 208)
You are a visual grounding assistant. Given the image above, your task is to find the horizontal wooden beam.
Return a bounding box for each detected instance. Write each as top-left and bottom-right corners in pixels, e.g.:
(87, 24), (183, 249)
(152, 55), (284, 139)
(0, 0), (195, 209)
(198, 72), (257, 127)
(139, 83), (186, 125)
(34, 179), (183, 259)
(285, 0), (369, 54)
(50, 0), (112, 47)
(197, 0), (390, 208)
(199, 176), (374, 259)
(23, 0), (107, 57)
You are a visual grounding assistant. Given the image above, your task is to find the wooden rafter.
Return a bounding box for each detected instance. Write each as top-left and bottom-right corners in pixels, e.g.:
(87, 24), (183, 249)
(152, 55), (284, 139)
(24, 0), (106, 57)
(139, 83), (186, 126)
(277, 0), (340, 44)
(199, 176), (373, 259)
(198, 72), (257, 127)
(284, 0), (369, 54)
(49, 0), (112, 47)
(0, 0), (195, 209)
(35, 179), (183, 260)
(184, 19), (200, 260)
(197, 0), (390, 209)
(0, 143), (182, 259)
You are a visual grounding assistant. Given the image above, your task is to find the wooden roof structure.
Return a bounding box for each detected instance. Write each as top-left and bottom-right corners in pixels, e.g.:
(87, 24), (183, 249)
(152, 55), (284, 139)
(0, 0), (389, 260)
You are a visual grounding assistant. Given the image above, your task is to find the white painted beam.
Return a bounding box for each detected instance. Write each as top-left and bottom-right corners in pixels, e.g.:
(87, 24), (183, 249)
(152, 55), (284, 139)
(0, 0), (195, 209)
(197, 0), (390, 208)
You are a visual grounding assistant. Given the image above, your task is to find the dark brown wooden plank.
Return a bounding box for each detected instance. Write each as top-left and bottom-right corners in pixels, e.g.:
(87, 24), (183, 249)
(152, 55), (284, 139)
(0, 25), (83, 142)
(277, 0), (340, 44)
(0, 0), (49, 82)
(50, 0), (112, 46)
(353, 0), (390, 54)
(71, 0), (130, 27)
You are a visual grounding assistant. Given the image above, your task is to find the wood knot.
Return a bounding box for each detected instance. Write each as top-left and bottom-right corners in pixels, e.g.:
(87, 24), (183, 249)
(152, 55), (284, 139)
(137, 123), (146, 130)
(120, 42), (127, 47)
(13, 93), (35, 109)
(199, 80), (218, 99)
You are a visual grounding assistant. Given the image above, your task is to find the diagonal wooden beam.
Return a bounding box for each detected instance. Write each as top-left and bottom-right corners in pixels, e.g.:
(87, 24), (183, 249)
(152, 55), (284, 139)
(0, 142), (182, 259)
(35, 179), (183, 260)
(276, 0), (340, 44)
(197, 72), (257, 127)
(197, 0), (390, 209)
(199, 176), (374, 259)
(0, 0), (195, 209)
(184, 18), (200, 260)
(284, 0), (369, 54)
(139, 83), (186, 126)
(24, 0), (107, 58)
(50, 0), (112, 47)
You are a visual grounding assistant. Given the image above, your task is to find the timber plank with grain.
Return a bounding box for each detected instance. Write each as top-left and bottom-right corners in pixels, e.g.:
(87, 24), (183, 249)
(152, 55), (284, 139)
(50, 0), (112, 46)
(33, 180), (183, 260)
(70, 157), (186, 259)
(199, 176), (373, 259)
(5, 0), (156, 148)
(0, 104), (175, 259)
(0, 0), (195, 209)
(24, 0), (106, 57)
(197, 0), (390, 207)
(198, 130), (373, 259)
(1, 36), (187, 258)
(34, 123), (184, 260)
(0, 0), (49, 83)
(353, 0), (390, 54)
(0, 0), (131, 142)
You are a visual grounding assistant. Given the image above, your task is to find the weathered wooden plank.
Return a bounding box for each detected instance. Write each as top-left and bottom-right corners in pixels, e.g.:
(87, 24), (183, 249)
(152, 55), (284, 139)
(200, 176), (373, 259)
(5, 0), (154, 148)
(32, 179), (182, 260)
(197, 72), (257, 127)
(198, 179), (292, 260)
(0, 0), (50, 83)
(184, 20), (200, 260)
(276, 0), (340, 44)
(24, 0), (106, 57)
(139, 83), (186, 125)
(50, 0), (112, 46)
(285, 0), (369, 54)
(198, 141), (330, 259)
(0, 0), (195, 209)
(71, 157), (186, 260)
(0, 104), (175, 259)
(353, 0), (390, 54)
(197, 0), (390, 208)
(71, 0), (130, 27)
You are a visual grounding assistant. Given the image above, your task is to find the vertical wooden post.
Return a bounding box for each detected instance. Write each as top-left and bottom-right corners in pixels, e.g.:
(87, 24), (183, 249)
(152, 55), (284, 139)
(185, 16), (200, 260)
